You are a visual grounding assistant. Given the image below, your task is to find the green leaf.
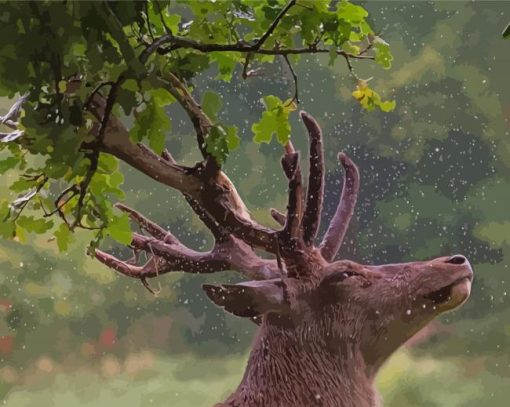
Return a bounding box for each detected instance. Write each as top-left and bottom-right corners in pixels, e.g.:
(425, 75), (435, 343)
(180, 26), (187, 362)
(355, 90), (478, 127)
(129, 96), (171, 154)
(54, 223), (74, 252)
(225, 126), (240, 151)
(165, 14), (181, 33)
(0, 156), (18, 174)
(117, 86), (138, 116)
(210, 52), (239, 81)
(17, 215), (54, 233)
(205, 125), (229, 165)
(337, 1), (368, 24)
(252, 96), (296, 145)
(107, 213), (132, 245)
(204, 124), (239, 165)
(373, 38), (393, 69)
(0, 201), (15, 239)
(202, 91), (222, 122)
(98, 154), (119, 173)
(342, 41), (360, 56)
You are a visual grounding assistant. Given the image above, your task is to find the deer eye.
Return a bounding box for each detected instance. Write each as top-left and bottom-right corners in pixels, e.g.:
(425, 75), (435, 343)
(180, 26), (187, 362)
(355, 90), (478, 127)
(322, 271), (358, 286)
(337, 271), (357, 281)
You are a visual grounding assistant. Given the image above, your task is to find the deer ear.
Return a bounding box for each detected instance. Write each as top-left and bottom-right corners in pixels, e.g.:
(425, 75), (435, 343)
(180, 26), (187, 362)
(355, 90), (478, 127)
(203, 279), (289, 318)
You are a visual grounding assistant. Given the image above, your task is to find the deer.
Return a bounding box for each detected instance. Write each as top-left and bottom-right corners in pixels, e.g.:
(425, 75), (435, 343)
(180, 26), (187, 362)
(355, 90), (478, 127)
(93, 89), (473, 406)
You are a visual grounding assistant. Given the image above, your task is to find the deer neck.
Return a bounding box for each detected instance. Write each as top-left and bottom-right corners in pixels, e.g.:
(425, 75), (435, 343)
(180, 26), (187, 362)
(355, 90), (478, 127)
(221, 320), (380, 407)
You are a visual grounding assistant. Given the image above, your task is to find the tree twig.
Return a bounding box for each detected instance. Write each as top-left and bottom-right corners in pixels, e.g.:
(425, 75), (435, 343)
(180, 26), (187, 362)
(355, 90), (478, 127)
(253, 0), (296, 51)
(283, 55), (299, 105)
(342, 54), (360, 81)
(242, 52), (254, 79)
(154, 1), (172, 35)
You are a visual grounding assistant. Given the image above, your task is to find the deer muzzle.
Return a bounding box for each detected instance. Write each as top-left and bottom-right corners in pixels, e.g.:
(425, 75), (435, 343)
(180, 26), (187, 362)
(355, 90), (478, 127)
(425, 255), (473, 312)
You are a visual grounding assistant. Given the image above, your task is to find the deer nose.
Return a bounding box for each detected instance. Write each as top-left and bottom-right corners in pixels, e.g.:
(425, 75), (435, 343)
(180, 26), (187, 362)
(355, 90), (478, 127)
(445, 255), (467, 265)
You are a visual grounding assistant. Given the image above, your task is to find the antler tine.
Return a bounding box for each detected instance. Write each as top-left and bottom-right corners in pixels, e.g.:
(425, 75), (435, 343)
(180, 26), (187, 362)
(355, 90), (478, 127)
(95, 249), (151, 278)
(299, 111), (325, 246)
(184, 194), (230, 242)
(279, 146), (304, 245)
(96, 229), (280, 282)
(320, 152), (360, 262)
(270, 208), (286, 226)
(115, 202), (178, 244)
(284, 141), (296, 155)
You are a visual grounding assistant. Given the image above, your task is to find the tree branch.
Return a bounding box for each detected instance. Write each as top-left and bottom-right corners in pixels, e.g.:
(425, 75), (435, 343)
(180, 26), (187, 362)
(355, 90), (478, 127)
(152, 74), (215, 167)
(100, 135), (278, 253)
(42, 184), (78, 226)
(86, 93), (194, 194)
(154, 34), (375, 60)
(342, 54), (360, 81)
(87, 77), (278, 255)
(253, 0), (296, 51)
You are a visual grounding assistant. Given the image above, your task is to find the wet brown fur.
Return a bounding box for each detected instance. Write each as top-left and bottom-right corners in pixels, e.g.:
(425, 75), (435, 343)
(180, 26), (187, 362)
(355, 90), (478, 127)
(215, 253), (473, 407)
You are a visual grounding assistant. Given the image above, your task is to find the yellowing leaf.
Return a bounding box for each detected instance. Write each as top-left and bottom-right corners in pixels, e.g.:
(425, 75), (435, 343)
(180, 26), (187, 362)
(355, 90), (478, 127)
(352, 81), (396, 112)
(58, 80), (67, 93)
(380, 100), (397, 112)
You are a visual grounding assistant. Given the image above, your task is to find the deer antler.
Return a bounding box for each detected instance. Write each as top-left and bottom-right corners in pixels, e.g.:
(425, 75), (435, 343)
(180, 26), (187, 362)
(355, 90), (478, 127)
(320, 152), (360, 262)
(300, 112), (325, 246)
(92, 69), (360, 286)
(95, 203), (280, 282)
(87, 77), (279, 254)
(279, 143), (304, 246)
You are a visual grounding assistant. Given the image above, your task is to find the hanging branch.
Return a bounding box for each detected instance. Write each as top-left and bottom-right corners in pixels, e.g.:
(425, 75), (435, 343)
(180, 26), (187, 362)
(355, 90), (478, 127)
(283, 55), (299, 105)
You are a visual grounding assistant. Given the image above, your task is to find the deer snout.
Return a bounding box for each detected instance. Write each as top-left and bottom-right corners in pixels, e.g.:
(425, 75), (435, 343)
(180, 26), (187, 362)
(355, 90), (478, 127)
(444, 255), (473, 282)
(444, 255), (467, 265)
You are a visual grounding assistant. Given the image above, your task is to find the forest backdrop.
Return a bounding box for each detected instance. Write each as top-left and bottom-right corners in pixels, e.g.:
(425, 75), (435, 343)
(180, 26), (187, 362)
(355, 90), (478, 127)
(0, 1), (509, 406)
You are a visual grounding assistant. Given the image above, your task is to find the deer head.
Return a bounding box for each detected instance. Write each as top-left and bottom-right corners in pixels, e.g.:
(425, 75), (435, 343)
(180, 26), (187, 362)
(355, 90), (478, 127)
(95, 109), (473, 407)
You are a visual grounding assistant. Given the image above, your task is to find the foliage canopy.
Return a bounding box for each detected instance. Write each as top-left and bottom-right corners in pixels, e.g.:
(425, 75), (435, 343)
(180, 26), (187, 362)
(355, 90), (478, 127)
(0, 0), (393, 251)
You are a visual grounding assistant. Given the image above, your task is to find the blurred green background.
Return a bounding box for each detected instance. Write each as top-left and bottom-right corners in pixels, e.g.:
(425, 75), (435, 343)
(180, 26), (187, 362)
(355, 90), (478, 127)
(1, 1), (510, 406)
